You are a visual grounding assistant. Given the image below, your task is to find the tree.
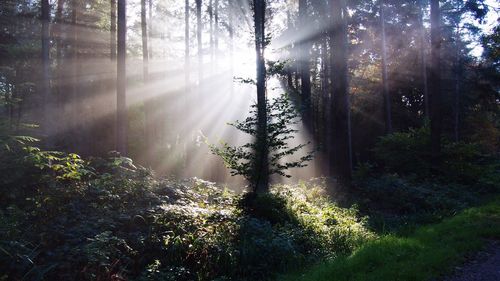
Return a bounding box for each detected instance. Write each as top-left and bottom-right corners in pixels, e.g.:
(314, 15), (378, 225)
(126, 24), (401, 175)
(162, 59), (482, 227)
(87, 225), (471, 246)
(210, 95), (313, 192)
(330, 0), (352, 182)
(41, 0), (51, 145)
(141, 0), (154, 149)
(196, 0), (203, 84)
(418, 0), (429, 117)
(380, 0), (392, 134)
(209, 0), (214, 65)
(298, 0), (311, 116)
(185, 0), (190, 89)
(116, 0), (127, 155)
(254, 0), (268, 192)
(111, 0), (116, 60)
(148, 0), (153, 58)
(70, 0), (81, 152)
(141, 0), (149, 82)
(214, 0), (219, 62)
(430, 0), (442, 165)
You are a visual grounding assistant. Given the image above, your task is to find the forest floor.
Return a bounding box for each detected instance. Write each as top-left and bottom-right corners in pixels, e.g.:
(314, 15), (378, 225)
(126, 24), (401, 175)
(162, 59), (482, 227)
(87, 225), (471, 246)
(443, 240), (500, 281)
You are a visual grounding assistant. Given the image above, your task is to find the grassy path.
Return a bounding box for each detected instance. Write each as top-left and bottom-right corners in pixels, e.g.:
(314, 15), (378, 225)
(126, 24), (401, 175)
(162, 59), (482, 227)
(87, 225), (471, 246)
(279, 199), (500, 281)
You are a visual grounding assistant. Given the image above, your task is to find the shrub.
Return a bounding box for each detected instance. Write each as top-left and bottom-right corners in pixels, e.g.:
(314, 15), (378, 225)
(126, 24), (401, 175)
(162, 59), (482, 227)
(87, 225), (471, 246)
(373, 125), (500, 186)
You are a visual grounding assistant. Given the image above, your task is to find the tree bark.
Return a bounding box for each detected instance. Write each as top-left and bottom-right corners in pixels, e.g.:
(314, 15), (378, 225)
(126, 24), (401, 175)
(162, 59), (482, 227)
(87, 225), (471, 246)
(253, 0), (268, 193)
(142, 0), (155, 151)
(41, 0), (51, 145)
(330, 0), (352, 182)
(148, 0), (153, 59)
(209, 0), (214, 65)
(111, 0), (117, 60)
(196, 0), (203, 84)
(214, 0), (219, 62)
(55, 0), (66, 63)
(430, 0), (442, 166)
(185, 0), (190, 88)
(141, 0), (149, 82)
(453, 28), (461, 142)
(117, 0), (128, 155)
(418, 0), (429, 117)
(228, 0), (234, 94)
(380, 0), (392, 134)
(70, 0), (80, 151)
(299, 0), (311, 115)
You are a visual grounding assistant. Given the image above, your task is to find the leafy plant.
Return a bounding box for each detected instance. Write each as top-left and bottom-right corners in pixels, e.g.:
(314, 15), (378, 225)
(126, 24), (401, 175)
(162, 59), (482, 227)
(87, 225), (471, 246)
(209, 94), (313, 191)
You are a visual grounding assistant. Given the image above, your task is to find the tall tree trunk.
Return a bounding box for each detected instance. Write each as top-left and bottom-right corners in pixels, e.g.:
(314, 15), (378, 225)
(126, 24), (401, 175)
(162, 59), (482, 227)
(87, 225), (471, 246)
(117, 0), (127, 155)
(54, 0), (65, 142)
(286, 8), (294, 90)
(298, 0), (311, 115)
(185, 0), (190, 88)
(148, 0), (153, 59)
(196, 0), (203, 85)
(141, 0), (149, 82)
(214, 0), (219, 63)
(142, 0), (154, 151)
(253, 0), (268, 193)
(228, 0), (234, 94)
(55, 0), (66, 63)
(70, 0), (79, 151)
(330, 0), (352, 182)
(111, 0), (117, 60)
(209, 0), (214, 65)
(453, 28), (461, 142)
(430, 0), (442, 166)
(418, 0), (429, 117)
(380, 0), (392, 134)
(41, 0), (51, 146)
(183, 0), (191, 168)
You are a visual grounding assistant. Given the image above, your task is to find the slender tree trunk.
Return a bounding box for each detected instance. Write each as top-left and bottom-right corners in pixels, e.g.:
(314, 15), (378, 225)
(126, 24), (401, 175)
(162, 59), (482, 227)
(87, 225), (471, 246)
(54, 0), (65, 141)
(141, 0), (149, 82)
(214, 0), (219, 63)
(148, 0), (153, 59)
(286, 8), (294, 90)
(117, 0), (127, 155)
(142, 0), (154, 151)
(183, 0), (191, 168)
(185, 0), (190, 88)
(299, 0), (311, 114)
(453, 28), (461, 142)
(209, 0), (214, 65)
(228, 0), (234, 95)
(330, 0), (352, 182)
(196, 0), (203, 85)
(56, 0), (66, 63)
(111, 0), (117, 60)
(41, 0), (51, 145)
(418, 0), (429, 117)
(430, 0), (442, 166)
(254, 0), (268, 193)
(70, 0), (79, 151)
(380, 0), (392, 134)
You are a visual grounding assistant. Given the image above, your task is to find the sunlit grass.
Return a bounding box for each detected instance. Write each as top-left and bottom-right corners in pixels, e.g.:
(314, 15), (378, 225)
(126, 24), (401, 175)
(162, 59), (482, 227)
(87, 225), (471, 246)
(279, 198), (500, 281)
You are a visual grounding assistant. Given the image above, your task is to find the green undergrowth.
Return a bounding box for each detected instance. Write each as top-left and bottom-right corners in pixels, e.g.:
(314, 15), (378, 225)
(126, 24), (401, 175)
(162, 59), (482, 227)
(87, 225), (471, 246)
(0, 139), (373, 281)
(279, 198), (500, 281)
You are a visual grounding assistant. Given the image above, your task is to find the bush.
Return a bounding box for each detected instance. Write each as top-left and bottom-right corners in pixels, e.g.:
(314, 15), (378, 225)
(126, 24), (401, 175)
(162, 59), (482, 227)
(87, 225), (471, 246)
(0, 142), (373, 281)
(373, 125), (500, 186)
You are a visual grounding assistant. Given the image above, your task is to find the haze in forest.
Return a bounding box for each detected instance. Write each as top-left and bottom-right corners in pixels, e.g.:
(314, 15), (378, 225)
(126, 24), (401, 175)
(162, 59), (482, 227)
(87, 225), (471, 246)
(1, 0), (499, 188)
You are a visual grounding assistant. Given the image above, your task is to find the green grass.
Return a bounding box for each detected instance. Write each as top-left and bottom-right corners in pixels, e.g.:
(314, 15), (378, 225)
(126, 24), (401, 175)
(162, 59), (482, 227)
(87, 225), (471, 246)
(279, 198), (500, 281)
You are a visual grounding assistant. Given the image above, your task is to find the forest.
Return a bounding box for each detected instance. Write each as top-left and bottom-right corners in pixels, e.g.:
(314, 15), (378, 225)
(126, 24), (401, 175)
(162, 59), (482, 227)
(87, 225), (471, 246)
(1, 0), (499, 280)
